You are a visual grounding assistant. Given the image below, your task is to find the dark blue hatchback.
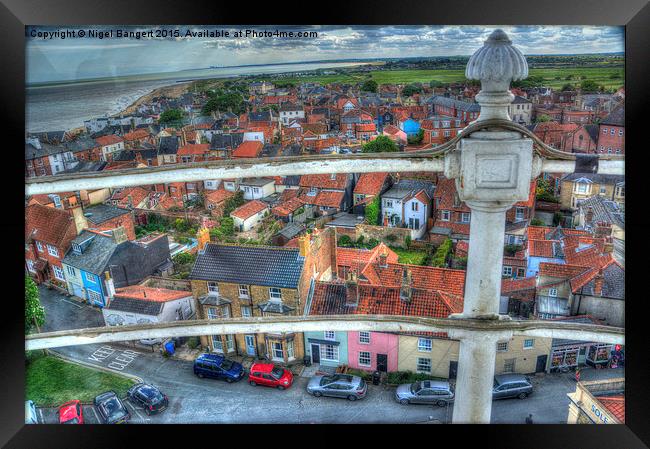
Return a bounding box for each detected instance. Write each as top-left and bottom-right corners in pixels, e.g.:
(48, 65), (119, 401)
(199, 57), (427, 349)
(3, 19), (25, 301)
(193, 353), (245, 383)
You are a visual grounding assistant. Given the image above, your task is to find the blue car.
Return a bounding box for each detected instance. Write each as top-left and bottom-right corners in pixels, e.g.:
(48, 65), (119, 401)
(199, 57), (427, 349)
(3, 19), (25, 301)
(193, 353), (245, 383)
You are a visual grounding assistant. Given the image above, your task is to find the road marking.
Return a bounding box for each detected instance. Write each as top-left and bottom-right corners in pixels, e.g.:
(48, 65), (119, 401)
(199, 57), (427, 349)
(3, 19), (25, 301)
(90, 406), (100, 423)
(88, 346), (115, 362)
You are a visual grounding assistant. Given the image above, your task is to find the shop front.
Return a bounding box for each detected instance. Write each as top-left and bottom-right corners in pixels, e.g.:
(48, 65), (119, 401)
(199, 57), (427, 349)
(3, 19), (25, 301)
(585, 343), (613, 368)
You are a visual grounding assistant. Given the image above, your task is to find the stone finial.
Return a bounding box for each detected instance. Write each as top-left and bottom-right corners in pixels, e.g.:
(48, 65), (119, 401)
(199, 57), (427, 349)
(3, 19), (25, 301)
(466, 29), (529, 122)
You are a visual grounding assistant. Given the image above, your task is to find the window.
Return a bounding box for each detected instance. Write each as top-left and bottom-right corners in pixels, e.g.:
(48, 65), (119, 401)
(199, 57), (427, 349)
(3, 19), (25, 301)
(46, 244), (59, 258)
(66, 265), (76, 277)
(384, 199), (393, 208)
(460, 212), (471, 223)
(212, 335), (223, 352)
(272, 342), (284, 361)
(208, 282), (219, 295)
(87, 290), (102, 305)
(239, 285), (250, 298)
(225, 335), (234, 352)
(517, 268), (526, 278)
(502, 266), (513, 277)
(411, 202), (419, 212)
(52, 265), (65, 281)
(287, 340), (294, 360)
(27, 260), (36, 273)
(503, 358), (516, 373)
(241, 306), (252, 318)
(497, 342), (509, 352)
(515, 207), (525, 220)
(618, 129), (623, 136)
(324, 331), (335, 341)
(418, 338), (432, 352)
(207, 307), (220, 320)
(416, 357), (432, 374)
(599, 185), (606, 194)
(269, 287), (282, 302)
(444, 130), (451, 137)
(610, 129), (615, 135)
(358, 351), (371, 366)
(548, 288), (558, 297)
(321, 344), (339, 362)
(359, 331), (370, 344)
(85, 272), (95, 283)
(523, 339), (535, 349)
(441, 210), (450, 221)
(575, 182), (589, 194)
(602, 128), (607, 134)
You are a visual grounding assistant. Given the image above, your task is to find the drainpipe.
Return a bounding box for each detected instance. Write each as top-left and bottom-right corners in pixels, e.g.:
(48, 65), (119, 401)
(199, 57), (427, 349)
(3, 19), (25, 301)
(445, 29), (534, 424)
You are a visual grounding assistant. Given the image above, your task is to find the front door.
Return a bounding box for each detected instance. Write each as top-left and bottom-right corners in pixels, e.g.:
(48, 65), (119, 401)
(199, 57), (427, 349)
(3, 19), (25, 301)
(377, 354), (388, 372)
(72, 283), (84, 299)
(311, 344), (320, 364)
(449, 361), (458, 379)
(536, 355), (548, 373)
(245, 335), (256, 356)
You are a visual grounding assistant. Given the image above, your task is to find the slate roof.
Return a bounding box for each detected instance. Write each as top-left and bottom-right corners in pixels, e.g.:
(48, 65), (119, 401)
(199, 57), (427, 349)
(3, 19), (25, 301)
(427, 95), (480, 112)
(561, 173), (624, 185)
(106, 296), (165, 315)
(258, 302), (296, 314)
(578, 195), (625, 230)
(158, 136), (179, 155)
(63, 231), (118, 275)
(210, 133), (244, 150)
(600, 106), (624, 127)
(580, 260), (625, 299)
(25, 142), (67, 160)
(84, 204), (131, 225)
(190, 243), (305, 288)
(382, 179), (434, 200)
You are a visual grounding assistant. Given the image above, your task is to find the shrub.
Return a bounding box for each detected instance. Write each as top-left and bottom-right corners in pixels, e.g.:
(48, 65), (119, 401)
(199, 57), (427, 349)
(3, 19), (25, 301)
(504, 244), (522, 257)
(346, 368), (372, 381)
(364, 196), (380, 225)
(366, 238), (380, 249)
(404, 235), (412, 250)
(430, 238), (452, 267)
(531, 218), (545, 226)
(385, 234), (397, 243)
(187, 337), (200, 349)
(386, 371), (445, 385)
(338, 235), (353, 247)
(356, 235), (365, 246)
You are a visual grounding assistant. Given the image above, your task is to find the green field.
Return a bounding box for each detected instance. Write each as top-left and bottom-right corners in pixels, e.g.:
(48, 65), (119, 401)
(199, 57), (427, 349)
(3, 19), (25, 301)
(26, 353), (136, 406)
(248, 66), (624, 91)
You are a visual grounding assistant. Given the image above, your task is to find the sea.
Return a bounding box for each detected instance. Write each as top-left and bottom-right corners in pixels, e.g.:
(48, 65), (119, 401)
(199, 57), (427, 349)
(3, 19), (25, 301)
(25, 61), (369, 133)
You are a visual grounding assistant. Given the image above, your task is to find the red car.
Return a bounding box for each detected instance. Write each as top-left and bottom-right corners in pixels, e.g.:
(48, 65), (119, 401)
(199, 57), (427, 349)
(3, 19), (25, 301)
(248, 362), (293, 390)
(58, 400), (84, 424)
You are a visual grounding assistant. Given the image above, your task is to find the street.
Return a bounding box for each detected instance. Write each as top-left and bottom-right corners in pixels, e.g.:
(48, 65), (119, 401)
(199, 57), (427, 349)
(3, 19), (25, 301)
(34, 287), (624, 424)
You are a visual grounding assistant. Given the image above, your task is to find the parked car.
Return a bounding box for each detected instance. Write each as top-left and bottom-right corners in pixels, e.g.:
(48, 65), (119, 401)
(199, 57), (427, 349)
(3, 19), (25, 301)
(306, 374), (367, 401)
(193, 353), (245, 383)
(395, 380), (454, 406)
(248, 362), (294, 390)
(127, 383), (169, 415)
(94, 391), (131, 424)
(25, 400), (38, 424)
(57, 400), (84, 424)
(493, 374), (533, 400)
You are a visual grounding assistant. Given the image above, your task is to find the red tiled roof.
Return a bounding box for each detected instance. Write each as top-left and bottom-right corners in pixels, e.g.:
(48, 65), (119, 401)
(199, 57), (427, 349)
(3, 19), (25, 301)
(597, 395), (625, 423)
(299, 174), (348, 190)
(271, 197), (305, 217)
(95, 135), (124, 146)
(112, 186), (149, 208)
(25, 204), (75, 247)
(539, 262), (590, 279)
(122, 129), (150, 141)
(114, 285), (190, 302)
(158, 195), (183, 210)
(178, 143), (209, 156)
(230, 200), (268, 220)
(355, 123), (376, 132)
(501, 277), (537, 293)
(382, 124), (401, 135)
(514, 180), (537, 208)
(354, 172), (389, 196)
(336, 244), (399, 269)
(309, 190), (345, 208)
(433, 176), (470, 212)
(205, 189), (235, 204)
(433, 221), (470, 236)
(503, 256), (527, 268)
(528, 239), (557, 258)
(232, 140), (263, 158)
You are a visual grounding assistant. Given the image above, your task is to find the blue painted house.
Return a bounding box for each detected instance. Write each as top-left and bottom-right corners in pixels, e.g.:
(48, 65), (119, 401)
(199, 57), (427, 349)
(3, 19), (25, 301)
(399, 118), (421, 137)
(303, 330), (349, 368)
(62, 230), (172, 307)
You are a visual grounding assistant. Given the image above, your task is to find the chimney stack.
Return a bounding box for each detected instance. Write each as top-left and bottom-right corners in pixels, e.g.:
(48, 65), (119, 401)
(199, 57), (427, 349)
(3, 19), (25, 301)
(298, 233), (311, 257)
(112, 226), (128, 244)
(345, 269), (359, 306)
(400, 268), (413, 303)
(197, 226), (210, 253)
(593, 269), (604, 296)
(378, 248), (388, 268)
(594, 221), (612, 239)
(603, 236), (614, 254)
(585, 207), (594, 225)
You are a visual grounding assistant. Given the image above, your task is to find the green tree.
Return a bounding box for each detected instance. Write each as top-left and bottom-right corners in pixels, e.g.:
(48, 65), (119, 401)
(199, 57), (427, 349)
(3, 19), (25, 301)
(430, 238), (452, 267)
(364, 196), (381, 225)
(407, 129), (424, 145)
(561, 83), (574, 92)
(202, 92), (245, 115)
(530, 218), (545, 226)
(159, 109), (184, 124)
(429, 80), (444, 88)
(362, 135), (399, 153)
(361, 80), (378, 93)
(579, 80), (600, 93)
(401, 84), (422, 97)
(536, 114), (552, 123)
(223, 191), (245, 215)
(25, 276), (45, 333)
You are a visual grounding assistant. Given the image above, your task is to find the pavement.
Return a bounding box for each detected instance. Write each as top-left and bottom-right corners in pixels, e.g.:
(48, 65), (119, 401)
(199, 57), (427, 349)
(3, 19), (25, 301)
(33, 286), (626, 424)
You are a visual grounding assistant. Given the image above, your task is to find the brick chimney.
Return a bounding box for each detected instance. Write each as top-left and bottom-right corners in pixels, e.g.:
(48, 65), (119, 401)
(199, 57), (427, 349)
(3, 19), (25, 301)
(378, 247), (388, 269)
(603, 236), (614, 254)
(197, 226), (210, 253)
(298, 233), (312, 257)
(593, 269), (604, 296)
(345, 269), (359, 307)
(585, 207), (594, 225)
(595, 221), (612, 239)
(400, 267), (413, 303)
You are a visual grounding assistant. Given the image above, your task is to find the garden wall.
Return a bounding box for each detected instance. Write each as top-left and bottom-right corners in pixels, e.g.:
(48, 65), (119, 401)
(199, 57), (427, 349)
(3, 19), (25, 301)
(356, 224), (412, 249)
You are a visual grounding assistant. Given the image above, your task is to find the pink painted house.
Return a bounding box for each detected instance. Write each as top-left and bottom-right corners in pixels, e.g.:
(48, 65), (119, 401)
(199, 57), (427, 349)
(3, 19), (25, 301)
(347, 331), (399, 373)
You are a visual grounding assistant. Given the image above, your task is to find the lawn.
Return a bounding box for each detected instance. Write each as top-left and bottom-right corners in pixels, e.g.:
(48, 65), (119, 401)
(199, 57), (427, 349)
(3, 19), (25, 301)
(26, 353), (136, 407)
(389, 246), (429, 266)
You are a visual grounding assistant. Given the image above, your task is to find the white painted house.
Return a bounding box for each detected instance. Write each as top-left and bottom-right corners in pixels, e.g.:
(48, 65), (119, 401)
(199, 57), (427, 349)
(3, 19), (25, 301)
(239, 178), (276, 200)
(230, 200), (269, 232)
(102, 285), (194, 327)
(381, 179), (435, 239)
(279, 103), (305, 125)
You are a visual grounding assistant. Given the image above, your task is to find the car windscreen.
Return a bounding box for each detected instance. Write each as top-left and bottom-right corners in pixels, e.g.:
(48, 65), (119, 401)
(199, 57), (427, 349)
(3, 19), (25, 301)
(140, 385), (164, 403)
(271, 367), (284, 379)
(220, 359), (234, 371)
(101, 398), (127, 422)
(319, 376), (334, 386)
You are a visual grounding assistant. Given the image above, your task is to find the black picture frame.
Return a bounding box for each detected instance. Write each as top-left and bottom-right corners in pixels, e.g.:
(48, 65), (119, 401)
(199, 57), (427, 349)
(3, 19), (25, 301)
(4, 0), (648, 447)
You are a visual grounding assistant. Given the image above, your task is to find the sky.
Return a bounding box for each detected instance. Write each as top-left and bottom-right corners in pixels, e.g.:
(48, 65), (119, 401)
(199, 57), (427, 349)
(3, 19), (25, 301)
(25, 25), (624, 84)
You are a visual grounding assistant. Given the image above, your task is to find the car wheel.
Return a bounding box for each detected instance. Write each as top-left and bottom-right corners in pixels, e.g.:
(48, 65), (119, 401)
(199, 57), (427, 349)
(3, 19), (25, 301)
(197, 372), (204, 379)
(437, 400), (447, 407)
(313, 391), (322, 397)
(347, 395), (358, 401)
(226, 378), (234, 383)
(399, 399), (409, 405)
(277, 385), (285, 391)
(518, 392), (528, 399)
(249, 381), (257, 386)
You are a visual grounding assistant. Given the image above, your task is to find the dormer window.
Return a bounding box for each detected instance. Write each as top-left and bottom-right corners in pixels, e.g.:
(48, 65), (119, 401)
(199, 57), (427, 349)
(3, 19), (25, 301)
(208, 282), (219, 296)
(269, 287), (282, 302)
(72, 243), (82, 255)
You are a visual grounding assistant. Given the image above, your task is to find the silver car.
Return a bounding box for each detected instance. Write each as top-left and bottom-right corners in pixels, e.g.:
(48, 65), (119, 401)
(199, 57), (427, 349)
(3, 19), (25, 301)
(395, 380), (454, 406)
(25, 400), (38, 424)
(493, 374), (533, 400)
(306, 374), (368, 401)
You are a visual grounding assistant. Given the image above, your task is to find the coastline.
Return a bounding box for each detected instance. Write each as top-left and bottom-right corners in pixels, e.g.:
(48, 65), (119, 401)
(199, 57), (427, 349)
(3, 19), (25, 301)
(111, 81), (194, 117)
